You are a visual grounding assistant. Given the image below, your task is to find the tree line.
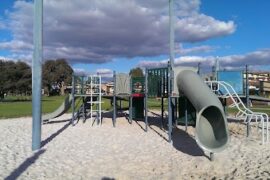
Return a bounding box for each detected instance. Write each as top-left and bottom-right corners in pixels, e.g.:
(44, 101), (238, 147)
(0, 59), (73, 99)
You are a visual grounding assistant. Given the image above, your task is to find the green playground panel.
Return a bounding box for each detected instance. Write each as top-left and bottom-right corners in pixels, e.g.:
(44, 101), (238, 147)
(147, 68), (169, 97)
(131, 77), (145, 94)
(132, 97), (144, 119)
(178, 96), (196, 126)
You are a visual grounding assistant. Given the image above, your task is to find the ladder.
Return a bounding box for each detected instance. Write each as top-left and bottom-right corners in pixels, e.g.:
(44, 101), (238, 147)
(88, 75), (102, 125)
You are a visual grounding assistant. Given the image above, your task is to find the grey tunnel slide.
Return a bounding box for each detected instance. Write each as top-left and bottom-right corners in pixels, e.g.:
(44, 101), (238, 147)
(177, 70), (229, 153)
(42, 94), (73, 122)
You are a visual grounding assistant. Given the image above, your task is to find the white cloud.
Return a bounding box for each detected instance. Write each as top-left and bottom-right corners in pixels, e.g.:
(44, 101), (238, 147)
(175, 14), (235, 42)
(73, 68), (88, 76)
(176, 44), (218, 55)
(0, 0), (236, 64)
(0, 40), (32, 51)
(138, 49), (270, 71)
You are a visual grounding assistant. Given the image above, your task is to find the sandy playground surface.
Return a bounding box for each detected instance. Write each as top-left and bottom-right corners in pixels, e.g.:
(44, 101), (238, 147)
(0, 111), (270, 180)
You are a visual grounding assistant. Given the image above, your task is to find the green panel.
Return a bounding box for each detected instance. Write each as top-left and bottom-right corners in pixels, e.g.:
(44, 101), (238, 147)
(147, 67), (168, 97)
(131, 77), (145, 94)
(177, 96), (196, 126)
(132, 97), (144, 119)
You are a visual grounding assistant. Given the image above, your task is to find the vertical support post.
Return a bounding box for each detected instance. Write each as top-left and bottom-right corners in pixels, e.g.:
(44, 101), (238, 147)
(197, 62), (201, 75)
(161, 97), (164, 128)
(174, 98), (178, 126)
(99, 75), (102, 126)
(145, 68), (148, 132)
(129, 96), (133, 123)
(167, 0), (174, 143)
(210, 152), (214, 161)
(81, 76), (86, 121)
(169, 0), (175, 68)
(246, 65), (249, 108)
(90, 76), (93, 122)
(185, 97), (188, 132)
(246, 116), (250, 137)
(32, 0), (43, 151)
(168, 64), (172, 143)
(71, 75), (75, 125)
(113, 71), (116, 127)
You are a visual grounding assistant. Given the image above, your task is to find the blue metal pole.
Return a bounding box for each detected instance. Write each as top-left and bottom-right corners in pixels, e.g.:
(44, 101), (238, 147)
(71, 75), (75, 125)
(246, 65), (250, 108)
(169, 0), (175, 68)
(185, 97), (188, 132)
(129, 74), (133, 123)
(145, 68), (148, 132)
(113, 71), (116, 127)
(32, 0), (43, 151)
(168, 64), (172, 143)
(167, 0), (174, 143)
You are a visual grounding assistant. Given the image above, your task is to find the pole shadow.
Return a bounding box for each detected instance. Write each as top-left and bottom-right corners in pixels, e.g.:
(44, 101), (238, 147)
(5, 149), (46, 180)
(41, 121), (71, 148)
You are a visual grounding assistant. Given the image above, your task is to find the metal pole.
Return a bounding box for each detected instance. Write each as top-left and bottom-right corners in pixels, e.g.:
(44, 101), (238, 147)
(169, 0), (175, 67)
(246, 116), (250, 137)
(246, 65), (249, 108)
(185, 97), (188, 132)
(168, 64), (172, 143)
(167, 0), (174, 143)
(210, 152), (214, 161)
(32, 0), (43, 151)
(197, 62), (201, 75)
(145, 68), (148, 132)
(71, 75), (75, 125)
(113, 71), (116, 127)
(129, 96), (133, 123)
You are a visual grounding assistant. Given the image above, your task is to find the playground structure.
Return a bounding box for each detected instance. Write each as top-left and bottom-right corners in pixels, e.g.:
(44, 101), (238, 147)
(96, 65), (230, 155)
(70, 75), (102, 125)
(31, 0), (269, 163)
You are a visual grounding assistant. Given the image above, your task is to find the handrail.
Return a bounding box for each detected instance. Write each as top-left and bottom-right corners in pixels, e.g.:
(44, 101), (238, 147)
(205, 81), (269, 144)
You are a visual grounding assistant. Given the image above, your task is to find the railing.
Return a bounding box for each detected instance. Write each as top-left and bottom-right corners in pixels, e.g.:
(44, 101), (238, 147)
(206, 81), (269, 144)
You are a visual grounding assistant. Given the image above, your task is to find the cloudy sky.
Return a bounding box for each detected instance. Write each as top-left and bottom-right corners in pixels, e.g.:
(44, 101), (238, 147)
(0, 0), (270, 76)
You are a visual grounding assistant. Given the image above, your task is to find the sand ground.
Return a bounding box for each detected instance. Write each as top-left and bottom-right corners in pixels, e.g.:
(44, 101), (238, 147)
(0, 111), (270, 180)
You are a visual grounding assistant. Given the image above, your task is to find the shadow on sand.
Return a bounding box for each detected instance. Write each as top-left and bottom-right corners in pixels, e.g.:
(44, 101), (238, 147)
(41, 120), (71, 148)
(134, 112), (206, 158)
(5, 149), (46, 180)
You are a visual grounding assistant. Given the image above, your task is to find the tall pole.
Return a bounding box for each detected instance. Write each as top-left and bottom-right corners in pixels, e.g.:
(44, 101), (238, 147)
(113, 71), (116, 127)
(246, 65), (249, 108)
(168, 0), (174, 143)
(32, 0), (43, 151)
(169, 0), (175, 67)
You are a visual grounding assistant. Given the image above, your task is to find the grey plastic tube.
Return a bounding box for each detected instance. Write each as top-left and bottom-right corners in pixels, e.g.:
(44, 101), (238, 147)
(177, 70), (229, 152)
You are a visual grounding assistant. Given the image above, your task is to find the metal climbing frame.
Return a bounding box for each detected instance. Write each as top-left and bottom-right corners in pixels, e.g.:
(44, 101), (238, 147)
(88, 75), (102, 125)
(206, 81), (269, 144)
(71, 74), (102, 125)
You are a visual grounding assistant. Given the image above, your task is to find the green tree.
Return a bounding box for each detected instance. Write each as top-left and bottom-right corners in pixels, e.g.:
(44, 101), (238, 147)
(42, 59), (73, 96)
(0, 60), (31, 99)
(15, 61), (31, 95)
(129, 67), (144, 77)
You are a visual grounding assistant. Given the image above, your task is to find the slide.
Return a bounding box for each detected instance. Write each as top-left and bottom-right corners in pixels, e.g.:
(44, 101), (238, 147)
(42, 94), (73, 122)
(177, 70), (229, 153)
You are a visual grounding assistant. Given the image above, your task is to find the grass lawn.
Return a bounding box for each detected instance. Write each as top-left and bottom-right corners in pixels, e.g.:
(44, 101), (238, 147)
(1, 95), (269, 119)
(0, 96), (66, 119)
(227, 106), (270, 116)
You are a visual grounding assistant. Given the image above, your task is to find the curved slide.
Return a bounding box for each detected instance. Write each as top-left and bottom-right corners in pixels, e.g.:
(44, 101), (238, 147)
(177, 70), (229, 153)
(42, 95), (73, 122)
